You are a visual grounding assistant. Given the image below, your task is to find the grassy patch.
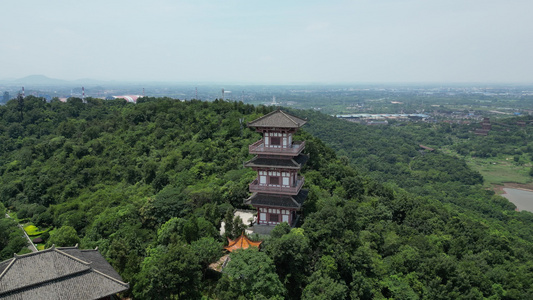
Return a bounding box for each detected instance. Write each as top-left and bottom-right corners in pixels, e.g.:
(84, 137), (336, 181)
(23, 224), (51, 237)
(442, 148), (533, 187)
(470, 159), (531, 186)
(23, 225), (40, 236)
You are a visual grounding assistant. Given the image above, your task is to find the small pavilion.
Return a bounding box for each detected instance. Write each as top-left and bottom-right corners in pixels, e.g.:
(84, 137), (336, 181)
(208, 234), (262, 272)
(224, 233), (262, 252)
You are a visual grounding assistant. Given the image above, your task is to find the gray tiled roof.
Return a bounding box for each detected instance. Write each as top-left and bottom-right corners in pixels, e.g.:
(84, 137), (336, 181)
(0, 261), (11, 276)
(248, 110), (307, 128)
(244, 154), (309, 169)
(246, 189), (309, 209)
(59, 248), (122, 282)
(0, 245), (128, 300)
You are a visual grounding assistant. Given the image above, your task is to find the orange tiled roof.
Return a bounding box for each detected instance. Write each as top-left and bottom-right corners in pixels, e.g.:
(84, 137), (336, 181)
(224, 234), (262, 252)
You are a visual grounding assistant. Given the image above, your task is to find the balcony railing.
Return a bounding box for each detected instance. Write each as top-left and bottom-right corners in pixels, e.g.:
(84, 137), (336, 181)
(249, 176), (304, 195)
(249, 140), (305, 156)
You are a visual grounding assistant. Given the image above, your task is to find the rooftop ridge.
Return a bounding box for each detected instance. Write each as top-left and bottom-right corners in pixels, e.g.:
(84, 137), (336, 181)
(246, 109), (280, 125)
(12, 245), (55, 258)
(289, 196), (301, 208)
(91, 268), (130, 288)
(56, 243), (79, 250)
(54, 247), (92, 266)
(279, 110), (300, 126)
(290, 158), (301, 167)
(247, 109), (307, 128)
(80, 249), (98, 252)
(0, 258), (15, 279)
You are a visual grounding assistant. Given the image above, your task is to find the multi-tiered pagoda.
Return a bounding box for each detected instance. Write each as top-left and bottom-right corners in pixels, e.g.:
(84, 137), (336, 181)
(244, 110), (308, 232)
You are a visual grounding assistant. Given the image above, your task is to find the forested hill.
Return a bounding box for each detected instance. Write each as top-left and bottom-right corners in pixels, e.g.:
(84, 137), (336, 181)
(1, 97), (533, 299)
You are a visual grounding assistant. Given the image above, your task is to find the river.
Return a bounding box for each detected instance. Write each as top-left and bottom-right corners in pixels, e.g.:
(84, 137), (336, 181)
(502, 188), (533, 213)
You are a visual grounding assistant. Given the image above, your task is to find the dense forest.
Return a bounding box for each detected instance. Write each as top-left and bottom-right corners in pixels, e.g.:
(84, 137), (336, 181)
(1, 97), (533, 299)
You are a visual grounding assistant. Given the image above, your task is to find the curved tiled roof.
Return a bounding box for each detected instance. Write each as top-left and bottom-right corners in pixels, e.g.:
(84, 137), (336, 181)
(0, 245), (128, 300)
(243, 154), (309, 169)
(247, 110), (307, 128)
(224, 234), (262, 252)
(245, 189), (309, 209)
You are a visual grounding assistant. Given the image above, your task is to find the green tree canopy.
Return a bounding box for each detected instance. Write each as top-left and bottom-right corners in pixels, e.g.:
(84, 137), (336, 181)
(134, 243), (201, 299)
(46, 225), (80, 247)
(216, 249), (286, 299)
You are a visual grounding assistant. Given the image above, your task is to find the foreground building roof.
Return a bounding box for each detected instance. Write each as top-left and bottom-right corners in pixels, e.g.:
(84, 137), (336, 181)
(248, 110), (307, 128)
(0, 245), (128, 300)
(224, 234), (262, 252)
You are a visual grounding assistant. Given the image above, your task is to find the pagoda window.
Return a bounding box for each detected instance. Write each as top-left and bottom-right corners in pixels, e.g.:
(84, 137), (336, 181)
(259, 171), (267, 185)
(270, 176), (279, 185)
(282, 172), (290, 186)
(271, 136), (281, 146)
(283, 137), (288, 147)
(270, 214), (279, 223)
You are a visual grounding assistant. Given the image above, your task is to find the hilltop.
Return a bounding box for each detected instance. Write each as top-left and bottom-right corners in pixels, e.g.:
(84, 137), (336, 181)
(1, 96), (533, 299)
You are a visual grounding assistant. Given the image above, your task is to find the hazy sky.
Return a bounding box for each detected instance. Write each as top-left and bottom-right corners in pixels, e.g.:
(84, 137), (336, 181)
(2, 0), (533, 83)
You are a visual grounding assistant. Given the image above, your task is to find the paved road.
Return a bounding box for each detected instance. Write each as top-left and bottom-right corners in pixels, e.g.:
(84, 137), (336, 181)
(6, 213), (38, 253)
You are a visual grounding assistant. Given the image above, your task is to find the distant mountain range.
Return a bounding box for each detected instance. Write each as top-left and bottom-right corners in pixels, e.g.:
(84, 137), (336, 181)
(0, 75), (113, 86)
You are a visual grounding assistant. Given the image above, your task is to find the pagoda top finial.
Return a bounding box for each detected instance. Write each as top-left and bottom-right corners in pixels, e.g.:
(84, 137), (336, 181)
(248, 110), (307, 129)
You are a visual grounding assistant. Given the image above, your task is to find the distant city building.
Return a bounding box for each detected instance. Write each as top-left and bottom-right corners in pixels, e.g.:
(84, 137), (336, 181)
(335, 113), (430, 124)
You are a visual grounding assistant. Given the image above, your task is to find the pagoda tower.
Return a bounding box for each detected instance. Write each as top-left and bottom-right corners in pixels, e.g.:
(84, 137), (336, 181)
(244, 110), (308, 232)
